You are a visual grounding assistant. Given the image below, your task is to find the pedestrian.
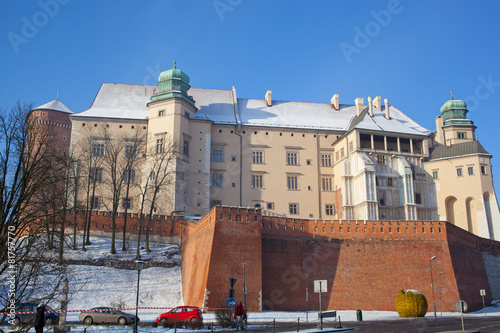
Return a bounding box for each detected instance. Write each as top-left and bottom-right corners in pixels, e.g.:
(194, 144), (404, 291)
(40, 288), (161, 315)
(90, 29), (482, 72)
(34, 303), (45, 333)
(234, 301), (246, 331)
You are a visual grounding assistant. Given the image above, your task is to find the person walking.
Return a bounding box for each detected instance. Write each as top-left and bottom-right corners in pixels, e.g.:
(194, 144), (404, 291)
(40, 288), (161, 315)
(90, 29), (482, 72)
(34, 303), (45, 333)
(234, 301), (246, 331)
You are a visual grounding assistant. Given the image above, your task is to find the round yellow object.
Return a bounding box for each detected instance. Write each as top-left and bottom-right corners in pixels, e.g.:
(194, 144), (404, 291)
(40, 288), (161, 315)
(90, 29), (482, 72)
(395, 289), (428, 317)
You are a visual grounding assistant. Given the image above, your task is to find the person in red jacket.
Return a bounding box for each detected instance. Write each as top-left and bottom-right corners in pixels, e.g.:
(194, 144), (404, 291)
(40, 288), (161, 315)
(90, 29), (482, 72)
(234, 302), (246, 331)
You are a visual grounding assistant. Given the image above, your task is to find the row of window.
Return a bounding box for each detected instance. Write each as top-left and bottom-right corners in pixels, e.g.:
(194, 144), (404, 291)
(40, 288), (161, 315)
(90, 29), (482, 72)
(210, 201), (336, 216)
(432, 165), (488, 180)
(212, 148), (334, 166)
(212, 173), (334, 191)
(90, 168), (136, 184)
(91, 141), (139, 158)
(89, 196), (134, 210)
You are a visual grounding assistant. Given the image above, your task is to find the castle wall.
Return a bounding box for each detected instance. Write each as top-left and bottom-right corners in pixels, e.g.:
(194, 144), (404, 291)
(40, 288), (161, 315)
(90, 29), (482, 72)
(75, 206), (500, 312)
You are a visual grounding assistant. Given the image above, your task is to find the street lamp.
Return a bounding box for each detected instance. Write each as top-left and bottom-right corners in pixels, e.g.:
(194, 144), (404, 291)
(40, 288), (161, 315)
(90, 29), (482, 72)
(134, 259), (144, 333)
(242, 263), (247, 309)
(430, 256), (437, 318)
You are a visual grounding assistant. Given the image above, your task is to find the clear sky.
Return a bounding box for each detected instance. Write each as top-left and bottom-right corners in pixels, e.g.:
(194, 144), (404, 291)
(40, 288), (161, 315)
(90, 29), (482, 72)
(1, 0), (500, 190)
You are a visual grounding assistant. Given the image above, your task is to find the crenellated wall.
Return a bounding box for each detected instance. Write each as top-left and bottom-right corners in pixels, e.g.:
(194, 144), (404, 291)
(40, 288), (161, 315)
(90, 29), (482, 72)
(76, 206), (500, 312)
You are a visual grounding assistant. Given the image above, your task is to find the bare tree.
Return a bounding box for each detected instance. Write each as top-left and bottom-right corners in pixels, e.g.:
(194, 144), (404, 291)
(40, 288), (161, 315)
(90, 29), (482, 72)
(136, 137), (179, 257)
(0, 103), (71, 319)
(73, 126), (106, 251)
(120, 133), (145, 251)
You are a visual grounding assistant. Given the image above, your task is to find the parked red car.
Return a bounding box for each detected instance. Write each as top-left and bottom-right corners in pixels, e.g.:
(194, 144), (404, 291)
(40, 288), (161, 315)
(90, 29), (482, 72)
(156, 306), (203, 328)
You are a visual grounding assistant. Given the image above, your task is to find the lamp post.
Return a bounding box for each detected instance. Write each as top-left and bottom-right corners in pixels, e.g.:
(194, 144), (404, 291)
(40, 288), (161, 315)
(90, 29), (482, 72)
(134, 259), (144, 333)
(430, 256), (437, 318)
(242, 263), (247, 309)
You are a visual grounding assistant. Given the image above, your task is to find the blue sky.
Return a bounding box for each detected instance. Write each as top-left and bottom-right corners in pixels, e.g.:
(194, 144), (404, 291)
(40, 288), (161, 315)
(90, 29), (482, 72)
(1, 0), (500, 190)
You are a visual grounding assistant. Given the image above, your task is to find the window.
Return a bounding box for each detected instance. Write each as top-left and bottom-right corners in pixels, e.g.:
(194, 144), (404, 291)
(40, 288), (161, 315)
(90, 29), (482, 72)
(468, 166), (474, 175)
(212, 148), (224, 162)
(158, 110), (165, 117)
(90, 196), (100, 209)
(149, 171), (155, 181)
(252, 174), (263, 189)
(124, 169), (135, 184)
(287, 176), (298, 190)
(183, 140), (189, 156)
(387, 177), (393, 187)
(124, 142), (137, 158)
(340, 148), (345, 158)
(321, 154), (332, 167)
(92, 140), (106, 157)
(211, 173), (223, 187)
(415, 193), (422, 204)
(286, 152), (299, 165)
(336, 151), (339, 161)
(321, 177), (333, 191)
(267, 202), (274, 210)
(289, 203), (299, 215)
(377, 155), (386, 164)
(326, 204), (335, 215)
(252, 150), (264, 164)
(90, 168), (103, 183)
(211, 200), (221, 207)
(156, 137), (164, 154)
(433, 171), (439, 179)
(122, 198), (132, 209)
(481, 165), (487, 175)
(349, 141), (354, 152)
(458, 132), (466, 139)
(457, 168), (463, 177)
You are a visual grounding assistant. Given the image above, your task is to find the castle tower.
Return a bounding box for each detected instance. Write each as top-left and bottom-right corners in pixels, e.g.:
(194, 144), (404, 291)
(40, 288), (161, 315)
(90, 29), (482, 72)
(427, 94), (500, 240)
(435, 92), (476, 146)
(147, 62), (197, 214)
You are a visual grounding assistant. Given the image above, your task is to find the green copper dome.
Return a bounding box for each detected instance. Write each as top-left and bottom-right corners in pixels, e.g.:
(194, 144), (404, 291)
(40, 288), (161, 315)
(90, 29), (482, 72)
(150, 61), (195, 106)
(440, 92), (473, 126)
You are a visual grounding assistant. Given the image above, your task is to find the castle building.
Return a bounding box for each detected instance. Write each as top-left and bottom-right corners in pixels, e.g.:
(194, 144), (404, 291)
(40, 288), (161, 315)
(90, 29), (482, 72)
(36, 64), (497, 241)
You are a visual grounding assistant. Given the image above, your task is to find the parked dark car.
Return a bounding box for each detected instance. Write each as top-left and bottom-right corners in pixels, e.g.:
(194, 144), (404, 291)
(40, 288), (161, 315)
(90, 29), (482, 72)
(156, 306), (203, 328)
(11, 303), (59, 326)
(79, 307), (138, 325)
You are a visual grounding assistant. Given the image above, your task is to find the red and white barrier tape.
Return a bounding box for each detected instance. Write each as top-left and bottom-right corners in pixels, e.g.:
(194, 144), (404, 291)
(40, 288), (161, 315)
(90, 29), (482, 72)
(1, 306), (233, 316)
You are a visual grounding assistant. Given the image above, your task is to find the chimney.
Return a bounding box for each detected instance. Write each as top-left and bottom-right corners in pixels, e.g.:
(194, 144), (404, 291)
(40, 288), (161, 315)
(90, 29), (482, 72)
(265, 90), (272, 106)
(373, 96), (381, 110)
(384, 98), (390, 119)
(355, 97), (364, 116)
(331, 94), (339, 110)
(368, 96), (373, 117)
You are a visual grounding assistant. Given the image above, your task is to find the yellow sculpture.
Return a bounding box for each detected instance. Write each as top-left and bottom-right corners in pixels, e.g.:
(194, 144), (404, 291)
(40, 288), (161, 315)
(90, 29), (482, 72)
(395, 289), (428, 317)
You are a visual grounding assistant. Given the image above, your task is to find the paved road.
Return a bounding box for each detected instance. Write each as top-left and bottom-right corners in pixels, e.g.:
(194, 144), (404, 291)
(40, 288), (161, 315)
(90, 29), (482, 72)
(213, 316), (500, 332)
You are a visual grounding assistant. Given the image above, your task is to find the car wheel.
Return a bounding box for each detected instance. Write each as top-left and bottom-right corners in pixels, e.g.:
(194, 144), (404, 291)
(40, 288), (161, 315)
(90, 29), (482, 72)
(45, 317), (54, 325)
(159, 317), (168, 327)
(11, 317), (20, 326)
(117, 317), (127, 325)
(188, 317), (201, 329)
(83, 316), (93, 325)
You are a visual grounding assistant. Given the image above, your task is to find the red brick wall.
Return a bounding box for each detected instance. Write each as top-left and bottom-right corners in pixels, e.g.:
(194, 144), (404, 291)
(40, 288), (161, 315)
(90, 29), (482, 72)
(74, 207), (500, 313)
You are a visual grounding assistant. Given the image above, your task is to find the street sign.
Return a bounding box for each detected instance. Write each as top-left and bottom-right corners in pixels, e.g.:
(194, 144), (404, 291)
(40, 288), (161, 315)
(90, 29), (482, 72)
(226, 298), (236, 308)
(314, 280), (327, 293)
(229, 278), (237, 288)
(480, 289), (486, 296)
(455, 300), (468, 313)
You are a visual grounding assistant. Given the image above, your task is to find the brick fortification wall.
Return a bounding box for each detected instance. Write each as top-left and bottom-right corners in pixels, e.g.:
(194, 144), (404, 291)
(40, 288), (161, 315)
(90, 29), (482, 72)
(79, 207), (500, 312)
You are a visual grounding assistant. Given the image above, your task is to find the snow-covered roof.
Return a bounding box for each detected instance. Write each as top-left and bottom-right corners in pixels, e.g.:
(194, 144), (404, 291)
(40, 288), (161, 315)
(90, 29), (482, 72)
(349, 106), (431, 136)
(33, 99), (74, 114)
(71, 83), (431, 136)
